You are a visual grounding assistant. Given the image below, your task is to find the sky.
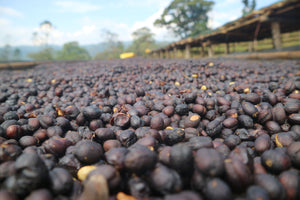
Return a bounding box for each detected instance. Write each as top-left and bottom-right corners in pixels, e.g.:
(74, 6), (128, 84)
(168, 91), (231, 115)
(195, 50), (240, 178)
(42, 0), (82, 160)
(0, 0), (280, 46)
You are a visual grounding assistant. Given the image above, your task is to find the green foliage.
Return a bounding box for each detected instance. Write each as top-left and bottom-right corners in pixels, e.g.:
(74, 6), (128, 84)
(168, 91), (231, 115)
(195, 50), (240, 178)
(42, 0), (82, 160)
(94, 42), (124, 60)
(242, 0), (256, 16)
(154, 0), (214, 39)
(27, 47), (55, 61)
(56, 41), (91, 60)
(0, 44), (12, 61)
(94, 30), (124, 59)
(0, 46), (22, 61)
(127, 27), (157, 56)
(13, 48), (21, 61)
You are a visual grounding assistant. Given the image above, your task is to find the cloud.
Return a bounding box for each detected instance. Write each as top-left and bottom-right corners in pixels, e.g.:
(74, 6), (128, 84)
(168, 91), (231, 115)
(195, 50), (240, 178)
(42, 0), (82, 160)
(208, 0), (243, 29)
(0, 18), (10, 26)
(129, 1), (179, 42)
(108, 0), (171, 9)
(0, 24), (33, 46)
(54, 1), (101, 13)
(0, 6), (23, 17)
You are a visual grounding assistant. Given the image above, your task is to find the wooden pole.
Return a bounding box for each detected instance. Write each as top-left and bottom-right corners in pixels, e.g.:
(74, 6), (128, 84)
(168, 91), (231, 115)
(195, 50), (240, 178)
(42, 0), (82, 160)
(271, 21), (282, 50)
(225, 42), (230, 54)
(185, 44), (191, 59)
(159, 51), (163, 59)
(165, 50), (169, 59)
(200, 43), (205, 57)
(207, 41), (214, 57)
(173, 47), (177, 58)
(248, 42), (254, 52)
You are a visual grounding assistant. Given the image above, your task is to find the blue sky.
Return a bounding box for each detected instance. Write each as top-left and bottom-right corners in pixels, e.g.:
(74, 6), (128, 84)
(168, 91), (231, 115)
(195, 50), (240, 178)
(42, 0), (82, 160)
(0, 0), (280, 46)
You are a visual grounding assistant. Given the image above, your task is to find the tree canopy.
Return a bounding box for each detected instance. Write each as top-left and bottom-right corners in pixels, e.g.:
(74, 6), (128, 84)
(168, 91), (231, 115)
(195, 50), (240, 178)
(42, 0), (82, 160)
(28, 41), (91, 61)
(127, 27), (156, 56)
(32, 20), (54, 46)
(242, 0), (256, 16)
(94, 30), (124, 59)
(56, 41), (91, 60)
(27, 47), (55, 61)
(154, 0), (214, 39)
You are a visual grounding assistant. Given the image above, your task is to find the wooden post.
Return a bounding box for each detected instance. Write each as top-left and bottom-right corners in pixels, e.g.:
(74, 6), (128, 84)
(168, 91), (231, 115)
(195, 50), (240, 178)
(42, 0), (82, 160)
(165, 50), (169, 59)
(185, 44), (191, 59)
(159, 51), (163, 59)
(199, 44), (205, 57)
(207, 41), (214, 57)
(225, 42), (230, 54)
(248, 42), (254, 52)
(173, 47), (177, 58)
(232, 43), (236, 53)
(253, 22), (261, 52)
(271, 21), (282, 50)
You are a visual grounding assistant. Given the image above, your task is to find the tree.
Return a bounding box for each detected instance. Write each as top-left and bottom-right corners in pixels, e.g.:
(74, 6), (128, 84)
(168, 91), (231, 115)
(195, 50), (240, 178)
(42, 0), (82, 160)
(127, 27), (156, 56)
(94, 30), (124, 59)
(32, 20), (54, 46)
(242, 0), (256, 16)
(13, 48), (21, 61)
(27, 47), (55, 61)
(154, 0), (214, 39)
(56, 41), (91, 60)
(0, 44), (12, 61)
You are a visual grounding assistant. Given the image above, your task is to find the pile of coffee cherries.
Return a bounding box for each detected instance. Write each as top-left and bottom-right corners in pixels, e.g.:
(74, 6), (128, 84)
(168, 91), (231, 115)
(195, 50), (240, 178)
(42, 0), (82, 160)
(0, 58), (299, 200)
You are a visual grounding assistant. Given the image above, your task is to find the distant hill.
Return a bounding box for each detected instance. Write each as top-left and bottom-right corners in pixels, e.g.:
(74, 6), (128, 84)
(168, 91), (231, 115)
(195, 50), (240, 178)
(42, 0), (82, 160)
(0, 41), (171, 61)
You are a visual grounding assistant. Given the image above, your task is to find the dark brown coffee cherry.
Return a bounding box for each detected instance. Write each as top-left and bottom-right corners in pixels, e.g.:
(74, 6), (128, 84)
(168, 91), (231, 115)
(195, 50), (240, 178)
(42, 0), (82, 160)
(261, 149), (291, 174)
(238, 115), (253, 129)
(184, 114), (201, 128)
(103, 139), (122, 152)
(6, 125), (22, 139)
(255, 173), (286, 200)
(194, 148), (224, 177)
(175, 104), (189, 116)
(49, 167), (73, 195)
(58, 154), (82, 177)
(87, 164), (121, 190)
(118, 130), (137, 147)
(246, 185), (270, 200)
(242, 102), (258, 118)
(25, 189), (53, 200)
(75, 140), (103, 164)
(124, 144), (157, 174)
(224, 158), (253, 191)
(204, 178), (232, 200)
(43, 137), (71, 158)
(150, 116), (165, 130)
(105, 147), (128, 170)
(187, 136), (213, 151)
(148, 163), (182, 195)
(0, 190), (18, 200)
(113, 113), (130, 129)
(255, 134), (272, 154)
(170, 143), (193, 174)
(206, 119), (223, 137)
(279, 169), (300, 200)
(38, 115), (54, 129)
(164, 128), (185, 145)
(95, 128), (115, 142)
(82, 106), (102, 121)
(165, 190), (203, 200)
(287, 142), (300, 169)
